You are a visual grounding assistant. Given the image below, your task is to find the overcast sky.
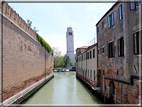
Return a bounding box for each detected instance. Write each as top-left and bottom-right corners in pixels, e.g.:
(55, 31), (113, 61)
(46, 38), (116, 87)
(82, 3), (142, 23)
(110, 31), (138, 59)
(8, 1), (116, 55)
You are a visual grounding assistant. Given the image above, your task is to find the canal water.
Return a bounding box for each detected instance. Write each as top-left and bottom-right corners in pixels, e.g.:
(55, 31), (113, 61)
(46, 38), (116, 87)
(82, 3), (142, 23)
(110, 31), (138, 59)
(24, 71), (102, 105)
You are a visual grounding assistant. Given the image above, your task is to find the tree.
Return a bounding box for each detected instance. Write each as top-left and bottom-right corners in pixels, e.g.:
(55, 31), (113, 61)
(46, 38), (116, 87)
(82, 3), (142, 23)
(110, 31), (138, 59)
(74, 61), (76, 66)
(52, 47), (62, 68)
(69, 61), (73, 66)
(52, 47), (61, 58)
(26, 19), (39, 33)
(27, 19), (32, 27)
(63, 54), (70, 67)
(33, 27), (39, 33)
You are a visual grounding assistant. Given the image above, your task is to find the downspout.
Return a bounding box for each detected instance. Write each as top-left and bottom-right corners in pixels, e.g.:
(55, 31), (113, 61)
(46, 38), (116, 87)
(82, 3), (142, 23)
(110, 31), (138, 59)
(105, 76), (142, 85)
(104, 77), (106, 103)
(1, 5), (3, 105)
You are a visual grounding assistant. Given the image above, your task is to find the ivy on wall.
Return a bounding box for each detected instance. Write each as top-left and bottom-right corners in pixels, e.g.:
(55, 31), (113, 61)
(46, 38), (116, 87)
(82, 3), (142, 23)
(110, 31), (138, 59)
(36, 33), (54, 56)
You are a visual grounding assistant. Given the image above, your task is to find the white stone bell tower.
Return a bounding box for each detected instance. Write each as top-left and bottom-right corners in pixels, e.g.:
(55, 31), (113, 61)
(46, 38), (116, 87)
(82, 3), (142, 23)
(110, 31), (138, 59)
(66, 27), (75, 66)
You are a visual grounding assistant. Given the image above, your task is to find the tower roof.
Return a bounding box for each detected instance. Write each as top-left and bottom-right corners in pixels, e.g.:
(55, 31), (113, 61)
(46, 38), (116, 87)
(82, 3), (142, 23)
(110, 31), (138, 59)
(67, 27), (72, 32)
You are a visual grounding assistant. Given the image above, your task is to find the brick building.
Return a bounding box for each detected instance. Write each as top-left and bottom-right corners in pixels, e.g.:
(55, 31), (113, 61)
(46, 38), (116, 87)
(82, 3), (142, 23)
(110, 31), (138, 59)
(96, 0), (142, 104)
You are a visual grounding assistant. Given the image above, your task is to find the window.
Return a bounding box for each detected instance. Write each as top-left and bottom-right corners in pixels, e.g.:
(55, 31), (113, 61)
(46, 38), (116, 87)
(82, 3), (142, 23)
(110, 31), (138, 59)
(118, 37), (124, 56)
(102, 21), (104, 29)
(82, 55), (83, 61)
(88, 70), (89, 77)
(79, 50), (81, 54)
(108, 13), (114, 28)
(90, 70), (92, 79)
(102, 47), (104, 53)
(130, 0), (142, 10)
(93, 49), (95, 58)
(88, 52), (89, 59)
(108, 42), (114, 58)
(90, 51), (92, 59)
(134, 31), (142, 55)
(69, 32), (72, 35)
(94, 70), (95, 81)
(86, 52), (89, 60)
(119, 5), (123, 21)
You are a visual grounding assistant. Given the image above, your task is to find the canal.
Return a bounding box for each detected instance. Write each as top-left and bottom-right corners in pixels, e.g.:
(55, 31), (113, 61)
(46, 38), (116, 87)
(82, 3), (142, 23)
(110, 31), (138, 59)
(24, 71), (103, 105)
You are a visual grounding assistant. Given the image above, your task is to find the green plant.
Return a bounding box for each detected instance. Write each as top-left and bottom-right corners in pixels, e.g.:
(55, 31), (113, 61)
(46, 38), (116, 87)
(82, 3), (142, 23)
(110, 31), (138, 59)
(36, 33), (54, 56)
(69, 61), (73, 66)
(74, 61), (76, 66)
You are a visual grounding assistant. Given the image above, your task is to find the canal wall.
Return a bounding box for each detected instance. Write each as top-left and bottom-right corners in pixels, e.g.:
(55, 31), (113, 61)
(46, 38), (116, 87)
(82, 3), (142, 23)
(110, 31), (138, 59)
(76, 72), (114, 104)
(1, 2), (53, 103)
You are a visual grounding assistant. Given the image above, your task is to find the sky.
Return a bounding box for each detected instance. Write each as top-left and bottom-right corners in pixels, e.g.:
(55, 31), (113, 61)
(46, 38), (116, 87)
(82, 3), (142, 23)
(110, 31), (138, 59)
(8, 1), (116, 55)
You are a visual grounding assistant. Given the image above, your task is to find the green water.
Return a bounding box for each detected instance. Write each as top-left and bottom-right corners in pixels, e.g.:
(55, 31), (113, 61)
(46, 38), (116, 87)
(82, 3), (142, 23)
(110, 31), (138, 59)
(24, 71), (102, 105)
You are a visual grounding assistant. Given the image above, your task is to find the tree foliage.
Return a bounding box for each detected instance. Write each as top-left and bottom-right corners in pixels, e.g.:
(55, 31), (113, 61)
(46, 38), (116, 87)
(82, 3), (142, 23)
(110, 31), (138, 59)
(74, 61), (76, 66)
(52, 47), (70, 68)
(63, 54), (70, 66)
(27, 19), (32, 27)
(37, 33), (53, 55)
(69, 61), (73, 66)
(26, 19), (39, 33)
(33, 27), (39, 33)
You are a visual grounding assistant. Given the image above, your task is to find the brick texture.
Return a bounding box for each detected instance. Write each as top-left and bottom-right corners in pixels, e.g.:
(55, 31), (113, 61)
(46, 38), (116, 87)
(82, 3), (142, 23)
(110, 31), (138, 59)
(2, 3), (53, 101)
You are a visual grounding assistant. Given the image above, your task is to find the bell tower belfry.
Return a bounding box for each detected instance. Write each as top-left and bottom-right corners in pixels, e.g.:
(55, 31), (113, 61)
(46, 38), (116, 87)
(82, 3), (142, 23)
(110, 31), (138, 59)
(66, 27), (75, 66)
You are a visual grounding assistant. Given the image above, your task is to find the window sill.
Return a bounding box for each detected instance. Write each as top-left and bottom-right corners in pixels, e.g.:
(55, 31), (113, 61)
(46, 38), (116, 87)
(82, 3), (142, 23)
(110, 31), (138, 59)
(118, 55), (124, 57)
(108, 58), (114, 59)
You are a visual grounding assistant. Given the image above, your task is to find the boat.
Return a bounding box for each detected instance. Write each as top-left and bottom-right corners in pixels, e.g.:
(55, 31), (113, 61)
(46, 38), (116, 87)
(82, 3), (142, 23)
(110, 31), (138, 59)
(54, 69), (57, 72)
(66, 69), (69, 71)
(57, 69), (62, 72)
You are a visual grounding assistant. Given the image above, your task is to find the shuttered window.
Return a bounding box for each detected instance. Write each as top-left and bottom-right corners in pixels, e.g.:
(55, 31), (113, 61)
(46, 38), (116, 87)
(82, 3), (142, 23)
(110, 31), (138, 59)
(93, 49), (95, 58)
(108, 42), (114, 58)
(90, 51), (92, 59)
(134, 31), (142, 55)
(108, 13), (114, 28)
(130, 0), (142, 10)
(118, 37), (124, 56)
(90, 70), (92, 79)
(94, 70), (95, 81)
(119, 5), (123, 21)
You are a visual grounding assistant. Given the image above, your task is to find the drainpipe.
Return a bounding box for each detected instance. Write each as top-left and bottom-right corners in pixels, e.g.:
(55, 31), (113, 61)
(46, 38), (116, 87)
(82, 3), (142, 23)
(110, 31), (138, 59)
(1, 7), (3, 105)
(104, 78), (106, 103)
(105, 76), (142, 85)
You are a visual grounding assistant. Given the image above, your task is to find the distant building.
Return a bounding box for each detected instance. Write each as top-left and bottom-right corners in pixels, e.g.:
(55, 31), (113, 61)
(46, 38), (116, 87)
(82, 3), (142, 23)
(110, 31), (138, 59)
(76, 43), (99, 90)
(76, 46), (89, 57)
(66, 27), (75, 65)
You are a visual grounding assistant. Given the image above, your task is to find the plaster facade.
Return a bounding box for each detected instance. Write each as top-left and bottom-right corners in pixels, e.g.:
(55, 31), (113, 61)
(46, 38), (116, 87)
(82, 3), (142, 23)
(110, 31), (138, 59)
(76, 44), (98, 89)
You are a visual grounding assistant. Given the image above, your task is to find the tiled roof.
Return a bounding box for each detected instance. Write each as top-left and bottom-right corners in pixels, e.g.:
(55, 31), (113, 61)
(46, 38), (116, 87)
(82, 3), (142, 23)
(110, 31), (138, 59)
(77, 46), (89, 49)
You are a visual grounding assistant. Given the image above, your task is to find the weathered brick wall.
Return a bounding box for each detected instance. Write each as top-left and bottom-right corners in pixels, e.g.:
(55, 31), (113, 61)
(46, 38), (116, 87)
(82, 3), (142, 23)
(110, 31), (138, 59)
(97, 2), (140, 104)
(2, 2), (53, 101)
(3, 3), (37, 40)
(0, 0), (2, 103)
